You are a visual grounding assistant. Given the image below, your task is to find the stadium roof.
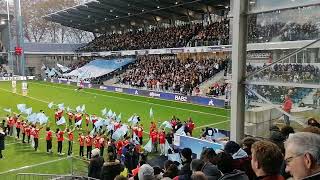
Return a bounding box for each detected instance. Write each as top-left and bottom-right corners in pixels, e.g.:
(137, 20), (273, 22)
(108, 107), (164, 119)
(24, 43), (84, 54)
(43, 0), (229, 33)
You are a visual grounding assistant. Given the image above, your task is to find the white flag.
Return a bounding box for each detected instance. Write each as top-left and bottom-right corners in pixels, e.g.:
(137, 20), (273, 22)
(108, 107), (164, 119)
(75, 119), (82, 126)
(3, 108), (11, 113)
(56, 116), (66, 125)
(149, 107), (154, 118)
(48, 102), (54, 109)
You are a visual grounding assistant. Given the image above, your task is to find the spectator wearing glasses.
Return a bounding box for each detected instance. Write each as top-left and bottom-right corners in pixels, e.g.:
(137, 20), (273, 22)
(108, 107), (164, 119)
(284, 132), (320, 180)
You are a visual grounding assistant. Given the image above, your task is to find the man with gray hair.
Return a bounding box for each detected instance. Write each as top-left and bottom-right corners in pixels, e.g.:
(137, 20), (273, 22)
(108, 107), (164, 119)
(284, 132), (320, 180)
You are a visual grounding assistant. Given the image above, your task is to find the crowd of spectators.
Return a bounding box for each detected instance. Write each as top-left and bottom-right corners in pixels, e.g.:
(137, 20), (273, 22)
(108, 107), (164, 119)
(87, 116), (320, 180)
(78, 20), (230, 52)
(248, 21), (319, 43)
(118, 55), (228, 95)
(247, 63), (320, 83)
(205, 81), (231, 98)
(0, 64), (10, 77)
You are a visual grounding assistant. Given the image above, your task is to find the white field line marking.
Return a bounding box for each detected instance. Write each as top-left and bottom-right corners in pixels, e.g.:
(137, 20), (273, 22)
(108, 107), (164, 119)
(195, 119), (230, 129)
(6, 138), (44, 146)
(29, 81), (229, 118)
(0, 157), (68, 175)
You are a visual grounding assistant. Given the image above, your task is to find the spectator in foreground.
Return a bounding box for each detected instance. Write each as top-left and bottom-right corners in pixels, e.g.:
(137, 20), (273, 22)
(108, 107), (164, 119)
(138, 164), (154, 180)
(101, 152), (123, 180)
(0, 127), (5, 159)
(216, 151), (249, 180)
(284, 132), (320, 180)
(191, 171), (208, 180)
(251, 141), (284, 180)
(178, 148), (193, 179)
(88, 148), (104, 179)
(200, 148), (221, 180)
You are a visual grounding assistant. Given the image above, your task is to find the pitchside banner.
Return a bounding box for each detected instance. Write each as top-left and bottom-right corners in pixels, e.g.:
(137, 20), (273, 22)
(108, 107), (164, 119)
(51, 78), (225, 108)
(174, 134), (224, 158)
(98, 85), (225, 108)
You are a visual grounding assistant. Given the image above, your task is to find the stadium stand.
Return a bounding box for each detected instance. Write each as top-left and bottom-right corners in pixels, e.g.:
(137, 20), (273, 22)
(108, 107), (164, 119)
(77, 20), (230, 52)
(117, 55), (228, 95)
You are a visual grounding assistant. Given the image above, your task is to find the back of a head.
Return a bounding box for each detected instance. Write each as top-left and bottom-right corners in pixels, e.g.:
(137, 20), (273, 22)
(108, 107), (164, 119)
(191, 159), (204, 172)
(241, 137), (258, 155)
(280, 126), (295, 138)
(163, 164), (179, 178)
(216, 151), (234, 174)
(191, 171), (208, 180)
(224, 141), (241, 155)
(180, 148), (193, 161)
(138, 164), (154, 180)
(251, 140), (283, 175)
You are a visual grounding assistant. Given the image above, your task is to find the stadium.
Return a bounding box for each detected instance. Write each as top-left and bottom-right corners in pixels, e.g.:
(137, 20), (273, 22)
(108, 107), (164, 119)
(0, 0), (319, 180)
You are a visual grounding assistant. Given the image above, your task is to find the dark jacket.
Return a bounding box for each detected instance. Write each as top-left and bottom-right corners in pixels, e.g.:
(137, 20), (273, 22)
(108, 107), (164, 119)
(100, 160), (123, 180)
(257, 175), (285, 180)
(88, 155), (104, 179)
(178, 160), (192, 180)
(0, 131), (5, 150)
(218, 170), (249, 180)
(202, 162), (222, 180)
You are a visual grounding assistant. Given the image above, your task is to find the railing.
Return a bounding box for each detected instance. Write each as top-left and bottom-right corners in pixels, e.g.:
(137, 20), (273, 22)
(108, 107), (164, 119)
(16, 173), (99, 180)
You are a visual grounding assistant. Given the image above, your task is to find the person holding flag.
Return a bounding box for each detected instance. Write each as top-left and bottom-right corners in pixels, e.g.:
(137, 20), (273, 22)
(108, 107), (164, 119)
(91, 114), (98, 128)
(54, 109), (60, 121)
(33, 124), (43, 151)
(149, 121), (157, 134)
(67, 127), (75, 156)
(78, 132), (85, 159)
(45, 127), (53, 153)
(150, 129), (159, 153)
(21, 121), (27, 143)
(84, 113), (90, 127)
(93, 134), (101, 151)
(15, 117), (22, 140)
(67, 111), (74, 126)
(137, 124), (144, 145)
(85, 132), (94, 159)
(56, 126), (67, 155)
(159, 128), (166, 156)
(75, 112), (83, 128)
(25, 124), (31, 144)
(186, 117), (195, 136)
(99, 134), (106, 157)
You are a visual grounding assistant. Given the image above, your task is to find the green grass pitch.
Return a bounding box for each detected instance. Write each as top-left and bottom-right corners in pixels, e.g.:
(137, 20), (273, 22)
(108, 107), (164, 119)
(0, 81), (230, 178)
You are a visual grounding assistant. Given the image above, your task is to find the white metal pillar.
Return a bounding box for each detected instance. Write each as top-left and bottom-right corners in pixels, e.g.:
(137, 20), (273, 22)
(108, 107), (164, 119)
(230, 0), (248, 142)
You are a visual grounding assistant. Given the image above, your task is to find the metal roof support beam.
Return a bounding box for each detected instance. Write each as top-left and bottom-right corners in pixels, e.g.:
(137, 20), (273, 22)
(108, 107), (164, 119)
(230, 0), (248, 142)
(206, 5), (212, 24)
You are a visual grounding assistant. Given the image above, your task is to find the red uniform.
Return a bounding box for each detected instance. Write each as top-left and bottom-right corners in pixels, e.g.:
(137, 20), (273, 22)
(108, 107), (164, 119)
(91, 116), (98, 124)
(283, 98), (293, 113)
(68, 132), (74, 141)
(137, 127), (143, 138)
(46, 131), (53, 141)
(25, 126), (31, 136)
(78, 135), (85, 146)
(150, 131), (158, 143)
(16, 120), (22, 129)
(99, 137), (105, 147)
(57, 131), (64, 142)
(75, 113), (82, 122)
(132, 127), (138, 136)
(85, 136), (93, 147)
(55, 111), (60, 120)
(67, 112), (74, 121)
(8, 118), (14, 128)
(33, 129), (41, 139)
(93, 137), (101, 149)
(159, 132), (166, 144)
(116, 140), (123, 155)
(21, 123), (26, 133)
(114, 122), (121, 131)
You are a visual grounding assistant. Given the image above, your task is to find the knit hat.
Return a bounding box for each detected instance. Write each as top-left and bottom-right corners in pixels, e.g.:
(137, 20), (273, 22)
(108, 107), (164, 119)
(180, 148), (192, 160)
(91, 148), (100, 157)
(138, 164), (154, 180)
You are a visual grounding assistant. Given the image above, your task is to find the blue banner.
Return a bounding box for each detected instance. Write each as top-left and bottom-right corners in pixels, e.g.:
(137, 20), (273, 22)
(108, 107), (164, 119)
(53, 79), (225, 108)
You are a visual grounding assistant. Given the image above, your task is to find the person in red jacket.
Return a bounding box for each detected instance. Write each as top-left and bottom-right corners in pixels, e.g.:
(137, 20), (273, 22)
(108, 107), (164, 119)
(33, 125), (43, 151)
(159, 128), (166, 155)
(93, 134), (101, 149)
(21, 121), (27, 143)
(99, 134), (106, 157)
(150, 129), (158, 153)
(56, 127), (66, 155)
(78, 132), (85, 158)
(85, 132), (93, 159)
(186, 118), (195, 136)
(46, 127), (53, 153)
(137, 124), (144, 145)
(67, 111), (74, 126)
(16, 118), (22, 140)
(25, 125), (31, 143)
(116, 139), (124, 159)
(67, 127), (75, 156)
(149, 121), (157, 134)
(282, 95), (293, 125)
